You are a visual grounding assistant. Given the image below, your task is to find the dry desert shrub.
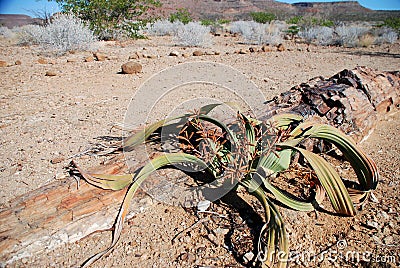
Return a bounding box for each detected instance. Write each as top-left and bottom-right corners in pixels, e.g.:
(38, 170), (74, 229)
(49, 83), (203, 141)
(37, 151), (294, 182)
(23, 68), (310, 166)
(230, 20), (284, 45)
(0, 26), (15, 39)
(335, 24), (371, 47)
(374, 27), (398, 44)
(298, 23), (397, 47)
(14, 13), (97, 53)
(173, 21), (212, 47)
(146, 19), (184, 36)
(40, 13), (97, 52)
(298, 26), (334, 45)
(146, 20), (212, 47)
(358, 33), (376, 47)
(15, 24), (45, 46)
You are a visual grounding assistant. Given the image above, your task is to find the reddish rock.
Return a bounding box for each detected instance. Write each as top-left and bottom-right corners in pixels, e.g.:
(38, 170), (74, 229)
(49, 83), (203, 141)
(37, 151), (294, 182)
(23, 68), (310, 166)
(84, 56), (94, 62)
(121, 62), (142, 74)
(45, 71), (57, 76)
(37, 58), (48, 64)
(261, 45), (272, 52)
(15, 60), (22, 65)
(193, 50), (204, 56)
(0, 61), (7, 67)
(50, 157), (65, 164)
(129, 52), (142, 60)
(277, 43), (285, 52)
(94, 52), (106, 61)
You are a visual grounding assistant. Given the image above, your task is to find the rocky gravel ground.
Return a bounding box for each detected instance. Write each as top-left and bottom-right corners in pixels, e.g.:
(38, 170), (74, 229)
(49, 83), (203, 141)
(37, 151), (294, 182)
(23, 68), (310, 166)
(1, 35), (399, 267)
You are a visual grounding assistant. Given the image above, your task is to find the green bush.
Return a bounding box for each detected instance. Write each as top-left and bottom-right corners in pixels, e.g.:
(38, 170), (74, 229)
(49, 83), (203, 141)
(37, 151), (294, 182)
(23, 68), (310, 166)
(169, 8), (192, 24)
(295, 16), (334, 29)
(52, 0), (161, 40)
(200, 19), (226, 35)
(217, 19), (231, 25)
(200, 19), (214, 26)
(319, 19), (334, 27)
(200, 18), (231, 27)
(286, 15), (303, 25)
(381, 17), (400, 33)
(285, 25), (300, 39)
(250, 12), (276, 24)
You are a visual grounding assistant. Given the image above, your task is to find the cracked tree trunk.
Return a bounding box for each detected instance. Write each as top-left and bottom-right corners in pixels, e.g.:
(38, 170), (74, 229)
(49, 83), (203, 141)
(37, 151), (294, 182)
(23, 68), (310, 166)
(1, 66), (399, 265)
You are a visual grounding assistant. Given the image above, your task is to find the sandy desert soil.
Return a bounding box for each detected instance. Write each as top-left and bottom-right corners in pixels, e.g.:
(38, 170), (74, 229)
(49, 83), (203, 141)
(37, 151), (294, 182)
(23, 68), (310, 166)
(0, 34), (399, 267)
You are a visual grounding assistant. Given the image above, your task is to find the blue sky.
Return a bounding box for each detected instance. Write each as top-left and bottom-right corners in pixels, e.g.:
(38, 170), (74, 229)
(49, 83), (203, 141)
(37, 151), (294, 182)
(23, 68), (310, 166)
(0, 0), (399, 16)
(0, 0), (61, 15)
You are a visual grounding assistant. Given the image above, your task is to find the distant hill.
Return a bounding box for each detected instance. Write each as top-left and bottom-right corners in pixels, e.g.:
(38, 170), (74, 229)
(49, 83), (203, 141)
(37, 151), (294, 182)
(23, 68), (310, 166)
(0, 14), (43, 28)
(157, 0), (400, 21)
(292, 1), (400, 21)
(1, 1), (399, 29)
(157, 0), (295, 20)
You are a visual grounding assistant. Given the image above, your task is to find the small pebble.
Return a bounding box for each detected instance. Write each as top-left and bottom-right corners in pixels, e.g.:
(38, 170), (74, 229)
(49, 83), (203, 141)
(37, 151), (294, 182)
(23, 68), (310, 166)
(243, 251), (254, 263)
(50, 157), (65, 164)
(366, 220), (379, 229)
(169, 51), (179, 57)
(45, 71), (57, 76)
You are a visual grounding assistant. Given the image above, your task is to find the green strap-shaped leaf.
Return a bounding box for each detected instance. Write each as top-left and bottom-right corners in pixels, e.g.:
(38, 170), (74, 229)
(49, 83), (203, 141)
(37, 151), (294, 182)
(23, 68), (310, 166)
(242, 178), (271, 224)
(240, 113), (256, 157)
(73, 162), (133, 191)
(254, 169), (316, 212)
(123, 102), (241, 152)
(289, 123), (379, 191)
(258, 149), (292, 174)
(123, 116), (182, 152)
(268, 113), (304, 130)
(241, 178), (288, 268)
(81, 153), (209, 267)
(280, 144), (356, 216)
(83, 173), (133, 190)
(199, 101), (243, 115)
(81, 180), (139, 268)
(267, 198), (288, 268)
(308, 124), (378, 191)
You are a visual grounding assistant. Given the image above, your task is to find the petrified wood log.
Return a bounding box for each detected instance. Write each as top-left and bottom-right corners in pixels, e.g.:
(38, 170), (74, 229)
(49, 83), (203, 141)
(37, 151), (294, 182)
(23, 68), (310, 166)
(0, 156), (137, 265)
(1, 66), (399, 265)
(261, 66), (400, 142)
